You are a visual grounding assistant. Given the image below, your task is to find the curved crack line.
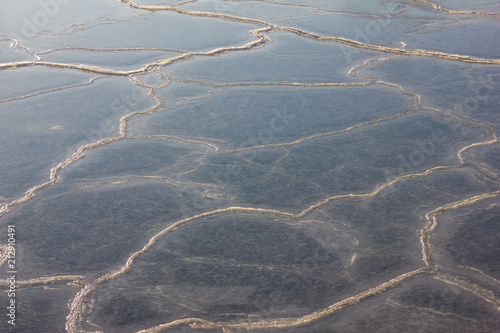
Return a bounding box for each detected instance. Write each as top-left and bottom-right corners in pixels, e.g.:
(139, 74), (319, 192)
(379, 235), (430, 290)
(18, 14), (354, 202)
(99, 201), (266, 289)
(38, 46), (188, 55)
(419, 106), (499, 181)
(75, 175), (222, 190)
(420, 190), (500, 268)
(64, 125), (499, 331)
(0, 24), (273, 217)
(408, 0), (500, 17)
(386, 297), (483, 323)
(213, 0), (407, 19)
(433, 271), (500, 309)
(5, 37), (42, 61)
(0, 3), (497, 331)
(350, 56), (500, 183)
(219, 110), (417, 154)
(1, 1), (498, 81)
(129, 134), (220, 151)
(0, 83), (165, 219)
(0, 27), (272, 76)
(137, 268), (431, 332)
(64, 163), (455, 332)
(0, 75), (494, 333)
(459, 266), (500, 285)
(211, 54), (473, 155)
(167, 55), (423, 154)
(129, 190), (500, 332)
(171, 78), (374, 88)
(53, 50), (498, 331)
(120, 0), (277, 27)
(275, 26), (500, 64)
(0, 76), (104, 103)
(121, 0), (500, 64)
(221, 109), (417, 153)
(403, 18), (465, 34)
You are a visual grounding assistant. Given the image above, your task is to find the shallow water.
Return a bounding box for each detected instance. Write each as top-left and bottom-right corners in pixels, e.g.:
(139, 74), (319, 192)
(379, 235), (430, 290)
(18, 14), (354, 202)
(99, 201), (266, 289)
(0, 1), (499, 332)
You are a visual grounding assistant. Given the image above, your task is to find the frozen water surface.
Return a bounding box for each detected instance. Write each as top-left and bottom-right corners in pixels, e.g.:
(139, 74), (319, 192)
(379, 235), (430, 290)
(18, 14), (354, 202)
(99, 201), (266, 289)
(0, 0), (499, 332)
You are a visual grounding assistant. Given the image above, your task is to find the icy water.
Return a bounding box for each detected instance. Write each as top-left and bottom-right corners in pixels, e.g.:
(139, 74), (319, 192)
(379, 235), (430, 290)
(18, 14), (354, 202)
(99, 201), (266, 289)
(0, 1), (500, 332)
